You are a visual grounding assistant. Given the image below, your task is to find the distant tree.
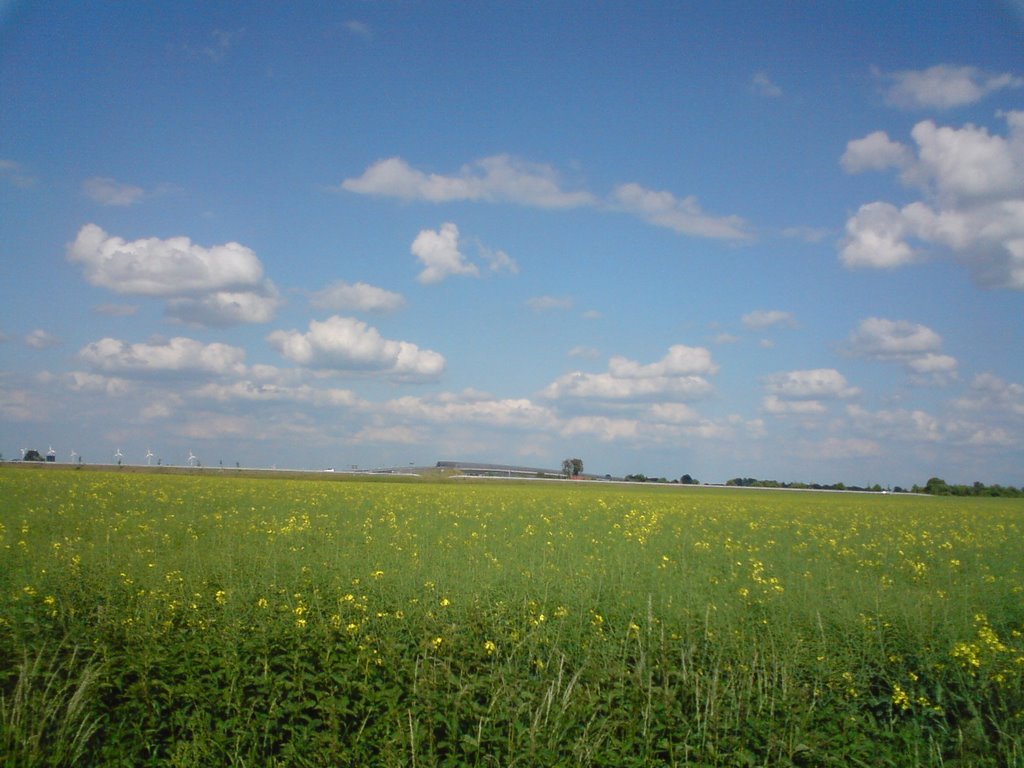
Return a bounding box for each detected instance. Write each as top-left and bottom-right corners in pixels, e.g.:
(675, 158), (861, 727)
(23, 449), (44, 462)
(924, 477), (950, 495)
(561, 458), (583, 478)
(680, 473), (699, 485)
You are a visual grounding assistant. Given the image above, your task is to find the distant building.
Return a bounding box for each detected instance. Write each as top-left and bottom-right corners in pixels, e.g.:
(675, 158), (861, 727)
(436, 460), (562, 478)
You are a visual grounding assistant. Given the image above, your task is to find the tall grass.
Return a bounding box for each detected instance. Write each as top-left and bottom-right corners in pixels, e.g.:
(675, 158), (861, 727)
(1, 468), (1022, 765)
(0, 643), (103, 767)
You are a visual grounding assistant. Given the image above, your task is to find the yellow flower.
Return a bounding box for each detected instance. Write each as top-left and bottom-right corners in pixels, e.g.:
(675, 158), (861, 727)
(484, 640), (497, 655)
(257, 597), (268, 609)
(432, 636), (443, 649)
(892, 683), (911, 711)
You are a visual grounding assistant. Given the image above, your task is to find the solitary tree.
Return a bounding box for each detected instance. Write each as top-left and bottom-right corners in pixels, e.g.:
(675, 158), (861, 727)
(561, 458), (584, 478)
(23, 449), (44, 462)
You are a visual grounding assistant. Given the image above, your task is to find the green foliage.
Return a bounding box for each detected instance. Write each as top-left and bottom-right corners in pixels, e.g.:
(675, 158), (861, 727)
(920, 477), (1022, 497)
(561, 458), (584, 477)
(1, 469), (1022, 766)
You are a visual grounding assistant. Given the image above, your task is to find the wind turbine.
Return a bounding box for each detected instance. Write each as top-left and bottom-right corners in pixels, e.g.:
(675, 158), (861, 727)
(146, 449), (154, 466)
(20, 448), (26, 460)
(70, 450), (78, 463)
(187, 450), (198, 467)
(114, 448), (123, 465)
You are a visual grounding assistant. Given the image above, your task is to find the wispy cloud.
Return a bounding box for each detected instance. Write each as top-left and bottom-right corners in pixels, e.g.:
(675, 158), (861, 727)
(93, 303), (139, 317)
(345, 20), (373, 40)
(342, 155), (594, 209)
(526, 295), (574, 312)
(751, 72), (782, 98)
(0, 159), (36, 188)
(311, 281), (405, 313)
(181, 28), (245, 62)
(26, 329), (61, 350)
(82, 177), (146, 206)
(343, 155), (750, 241)
(742, 309), (796, 330)
(610, 183), (749, 240)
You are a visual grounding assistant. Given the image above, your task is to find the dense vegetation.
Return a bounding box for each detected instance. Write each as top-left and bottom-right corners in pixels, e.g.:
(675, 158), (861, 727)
(2, 468), (1022, 766)
(721, 476), (1022, 497)
(911, 477), (1023, 498)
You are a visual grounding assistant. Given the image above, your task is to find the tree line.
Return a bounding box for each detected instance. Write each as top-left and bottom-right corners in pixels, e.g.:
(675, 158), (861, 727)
(912, 477), (1022, 497)
(723, 476), (1021, 497)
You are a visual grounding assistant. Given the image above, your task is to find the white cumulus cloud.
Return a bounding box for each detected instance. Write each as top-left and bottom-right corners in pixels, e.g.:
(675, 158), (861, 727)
(847, 317), (942, 358)
(542, 345), (717, 401)
(411, 222), (479, 284)
(79, 336), (247, 377)
(880, 64), (1023, 110)
(841, 131), (914, 173)
(840, 201), (920, 269)
(166, 286), (283, 327)
(384, 394), (555, 429)
(68, 224), (266, 296)
(266, 315), (445, 379)
(846, 404), (942, 442)
(763, 368), (860, 400)
(953, 373), (1024, 417)
(839, 113), (1024, 288)
(846, 317), (957, 382)
(608, 345), (718, 378)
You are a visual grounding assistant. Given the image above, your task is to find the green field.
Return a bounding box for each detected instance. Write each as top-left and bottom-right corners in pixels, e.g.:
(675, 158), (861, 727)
(2, 467), (1022, 766)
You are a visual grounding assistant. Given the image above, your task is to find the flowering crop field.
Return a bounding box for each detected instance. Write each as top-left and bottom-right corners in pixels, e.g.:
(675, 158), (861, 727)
(1, 468), (1023, 767)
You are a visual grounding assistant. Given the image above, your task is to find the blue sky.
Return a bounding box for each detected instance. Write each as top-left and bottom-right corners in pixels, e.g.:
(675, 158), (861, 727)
(2, 2), (1023, 485)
